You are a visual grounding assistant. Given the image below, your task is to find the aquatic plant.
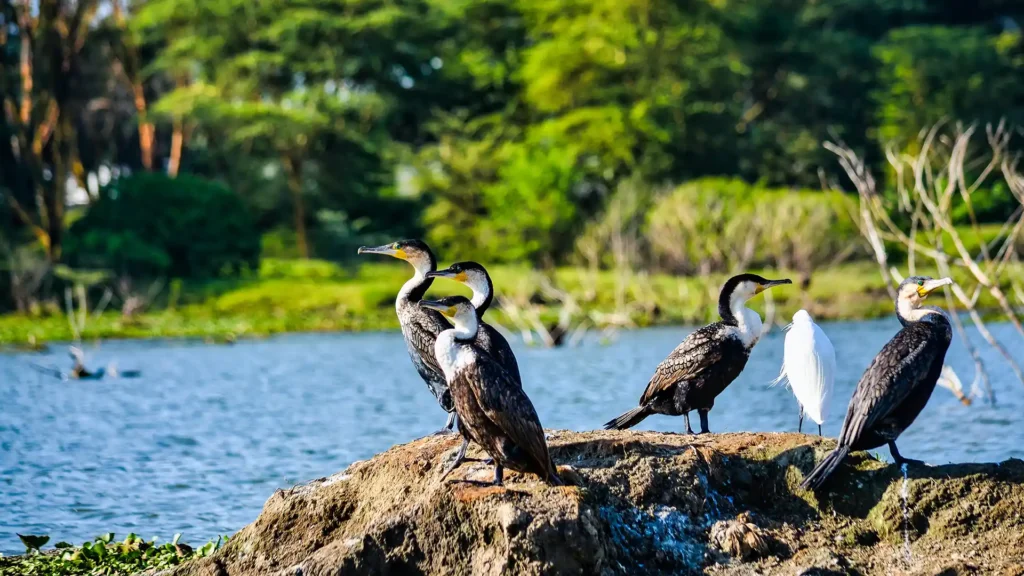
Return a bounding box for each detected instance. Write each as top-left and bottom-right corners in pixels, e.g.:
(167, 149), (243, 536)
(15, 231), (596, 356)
(0, 533), (227, 576)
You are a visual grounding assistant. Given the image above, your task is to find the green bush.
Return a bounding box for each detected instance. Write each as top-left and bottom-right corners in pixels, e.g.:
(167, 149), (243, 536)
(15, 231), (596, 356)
(65, 173), (260, 278)
(644, 178), (861, 274)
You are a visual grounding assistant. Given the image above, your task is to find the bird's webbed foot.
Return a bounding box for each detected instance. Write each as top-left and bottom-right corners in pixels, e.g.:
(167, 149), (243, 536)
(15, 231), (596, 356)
(895, 457), (925, 467)
(441, 438), (470, 479)
(889, 441), (924, 467)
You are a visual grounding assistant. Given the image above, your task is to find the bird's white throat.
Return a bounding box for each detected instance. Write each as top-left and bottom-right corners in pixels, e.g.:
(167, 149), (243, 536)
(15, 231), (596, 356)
(434, 330), (476, 381)
(730, 291), (763, 348)
(396, 256), (435, 307)
(898, 300), (947, 323)
(464, 272), (490, 309)
(397, 268), (425, 306)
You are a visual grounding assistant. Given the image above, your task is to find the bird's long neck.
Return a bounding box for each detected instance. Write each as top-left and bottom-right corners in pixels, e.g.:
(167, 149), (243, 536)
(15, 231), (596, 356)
(721, 289), (762, 347)
(452, 314), (478, 341)
(897, 302), (947, 327)
(397, 255), (437, 304)
(469, 276), (493, 314)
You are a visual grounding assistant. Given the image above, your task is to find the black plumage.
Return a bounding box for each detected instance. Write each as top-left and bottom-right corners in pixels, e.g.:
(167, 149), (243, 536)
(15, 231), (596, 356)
(448, 356), (557, 484)
(422, 296), (559, 486)
(801, 276), (953, 490)
(427, 262), (521, 386)
(605, 273), (791, 434)
(358, 240), (456, 430)
(399, 298), (455, 414)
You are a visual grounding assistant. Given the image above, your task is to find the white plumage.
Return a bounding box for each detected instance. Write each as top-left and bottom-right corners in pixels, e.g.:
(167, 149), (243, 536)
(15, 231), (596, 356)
(773, 310), (836, 435)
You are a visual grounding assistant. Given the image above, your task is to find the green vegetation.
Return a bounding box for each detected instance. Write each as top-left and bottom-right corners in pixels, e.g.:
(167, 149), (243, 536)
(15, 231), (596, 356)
(3, 257), (1018, 347)
(3, 0), (1024, 335)
(65, 174), (260, 278)
(0, 533), (225, 576)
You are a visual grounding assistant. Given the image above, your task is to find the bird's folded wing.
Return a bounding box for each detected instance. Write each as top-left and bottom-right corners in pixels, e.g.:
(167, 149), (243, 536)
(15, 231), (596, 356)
(640, 329), (724, 404)
(409, 310), (450, 376)
(837, 333), (936, 446)
(466, 359), (553, 475)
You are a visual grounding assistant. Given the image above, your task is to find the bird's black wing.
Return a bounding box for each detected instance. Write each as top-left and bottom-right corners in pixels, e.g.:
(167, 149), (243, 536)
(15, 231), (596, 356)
(406, 307), (451, 378)
(464, 354), (554, 478)
(837, 326), (941, 447)
(479, 323), (521, 385)
(640, 323), (727, 405)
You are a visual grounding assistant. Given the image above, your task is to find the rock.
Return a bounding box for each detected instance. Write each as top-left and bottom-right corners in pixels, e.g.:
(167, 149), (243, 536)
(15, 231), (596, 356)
(168, 431), (1024, 576)
(709, 512), (771, 561)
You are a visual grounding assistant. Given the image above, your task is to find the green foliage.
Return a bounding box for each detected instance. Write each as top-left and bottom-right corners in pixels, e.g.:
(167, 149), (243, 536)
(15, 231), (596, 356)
(874, 26), (1024, 148)
(64, 174), (259, 279)
(0, 533), (226, 576)
(645, 178), (861, 274)
(417, 113), (585, 264)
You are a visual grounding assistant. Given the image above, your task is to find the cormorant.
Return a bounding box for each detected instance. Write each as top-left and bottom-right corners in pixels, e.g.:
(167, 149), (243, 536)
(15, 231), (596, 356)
(800, 276), (953, 491)
(604, 273), (792, 434)
(427, 261), (522, 470)
(358, 239), (456, 433)
(421, 296), (560, 486)
(426, 262), (520, 385)
(774, 310), (836, 436)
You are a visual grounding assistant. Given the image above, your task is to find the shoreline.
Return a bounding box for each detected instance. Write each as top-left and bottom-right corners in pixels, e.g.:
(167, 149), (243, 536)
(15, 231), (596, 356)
(1, 260), (1016, 349)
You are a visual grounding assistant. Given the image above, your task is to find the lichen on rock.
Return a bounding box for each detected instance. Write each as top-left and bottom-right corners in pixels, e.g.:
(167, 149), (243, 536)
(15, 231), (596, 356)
(167, 431), (1024, 576)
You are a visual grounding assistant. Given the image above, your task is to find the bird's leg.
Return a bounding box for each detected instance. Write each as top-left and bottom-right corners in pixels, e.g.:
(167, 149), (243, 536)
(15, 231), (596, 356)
(432, 412), (458, 436)
(440, 438), (470, 480)
(493, 465), (504, 486)
(888, 441), (924, 466)
(683, 413), (695, 435)
(698, 410), (710, 435)
(818, 424), (822, 437)
(798, 405), (804, 434)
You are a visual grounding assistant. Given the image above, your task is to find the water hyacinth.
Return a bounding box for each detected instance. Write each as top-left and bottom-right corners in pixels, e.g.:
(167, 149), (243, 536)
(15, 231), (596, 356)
(0, 533), (227, 576)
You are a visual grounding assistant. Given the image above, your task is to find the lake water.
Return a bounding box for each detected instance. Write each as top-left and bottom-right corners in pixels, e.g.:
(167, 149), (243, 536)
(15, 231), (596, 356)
(1, 319), (1022, 553)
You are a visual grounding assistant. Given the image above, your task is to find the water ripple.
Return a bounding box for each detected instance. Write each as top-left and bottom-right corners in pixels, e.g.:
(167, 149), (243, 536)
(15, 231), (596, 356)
(1, 321), (1022, 553)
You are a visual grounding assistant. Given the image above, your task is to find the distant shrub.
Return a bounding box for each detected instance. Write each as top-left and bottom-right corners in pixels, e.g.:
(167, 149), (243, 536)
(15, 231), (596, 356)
(645, 178), (861, 274)
(65, 173), (260, 278)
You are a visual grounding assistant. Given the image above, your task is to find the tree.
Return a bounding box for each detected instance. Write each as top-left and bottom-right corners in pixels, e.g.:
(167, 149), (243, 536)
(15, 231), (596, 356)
(873, 26), (1024, 149)
(0, 0), (99, 262)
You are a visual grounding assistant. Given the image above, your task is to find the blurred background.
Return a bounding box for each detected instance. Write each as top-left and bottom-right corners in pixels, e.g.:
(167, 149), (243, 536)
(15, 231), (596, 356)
(2, 0), (1024, 341)
(2, 0), (1024, 557)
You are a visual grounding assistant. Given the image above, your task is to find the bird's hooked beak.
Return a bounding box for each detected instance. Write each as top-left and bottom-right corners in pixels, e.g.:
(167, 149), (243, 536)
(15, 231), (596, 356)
(425, 268), (468, 282)
(420, 299), (456, 318)
(755, 278), (792, 294)
(357, 243), (407, 260)
(917, 277), (953, 297)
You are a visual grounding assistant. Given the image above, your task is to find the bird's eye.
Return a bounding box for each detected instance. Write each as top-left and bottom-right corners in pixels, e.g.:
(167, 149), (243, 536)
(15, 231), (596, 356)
(917, 280), (924, 287)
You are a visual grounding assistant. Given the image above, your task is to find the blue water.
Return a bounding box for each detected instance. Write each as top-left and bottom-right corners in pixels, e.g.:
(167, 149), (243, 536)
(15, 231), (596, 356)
(1, 319), (1023, 553)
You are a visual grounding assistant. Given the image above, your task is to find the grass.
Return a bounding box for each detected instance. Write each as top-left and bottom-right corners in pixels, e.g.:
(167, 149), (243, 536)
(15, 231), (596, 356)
(0, 258), (1017, 347)
(0, 533), (226, 576)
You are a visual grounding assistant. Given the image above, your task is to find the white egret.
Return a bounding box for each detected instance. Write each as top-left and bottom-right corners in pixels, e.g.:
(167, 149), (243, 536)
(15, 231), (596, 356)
(773, 309), (836, 436)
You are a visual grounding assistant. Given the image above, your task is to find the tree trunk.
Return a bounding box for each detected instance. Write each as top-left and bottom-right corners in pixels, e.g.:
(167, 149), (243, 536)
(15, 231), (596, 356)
(133, 83), (154, 170)
(168, 119), (184, 177)
(283, 154), (310, 259)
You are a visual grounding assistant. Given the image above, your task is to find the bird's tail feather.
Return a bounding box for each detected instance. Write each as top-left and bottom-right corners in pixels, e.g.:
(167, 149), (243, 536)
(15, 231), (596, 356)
(800, 445), (850, 491)
(604, 405), (651, 430)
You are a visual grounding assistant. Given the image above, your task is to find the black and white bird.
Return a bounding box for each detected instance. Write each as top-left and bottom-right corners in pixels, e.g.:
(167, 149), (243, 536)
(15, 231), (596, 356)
(421, 296), (560, 486)
(426, 261), (520, 385)
(605, 273), (792, 434)
(801, 276), (953, 491)
(357, 240), (456, 433)
(773, 310), (836, 436)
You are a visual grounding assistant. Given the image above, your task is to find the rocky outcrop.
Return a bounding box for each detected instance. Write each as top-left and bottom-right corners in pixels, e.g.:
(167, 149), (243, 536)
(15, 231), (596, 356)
(170, 431), (1024, 576)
